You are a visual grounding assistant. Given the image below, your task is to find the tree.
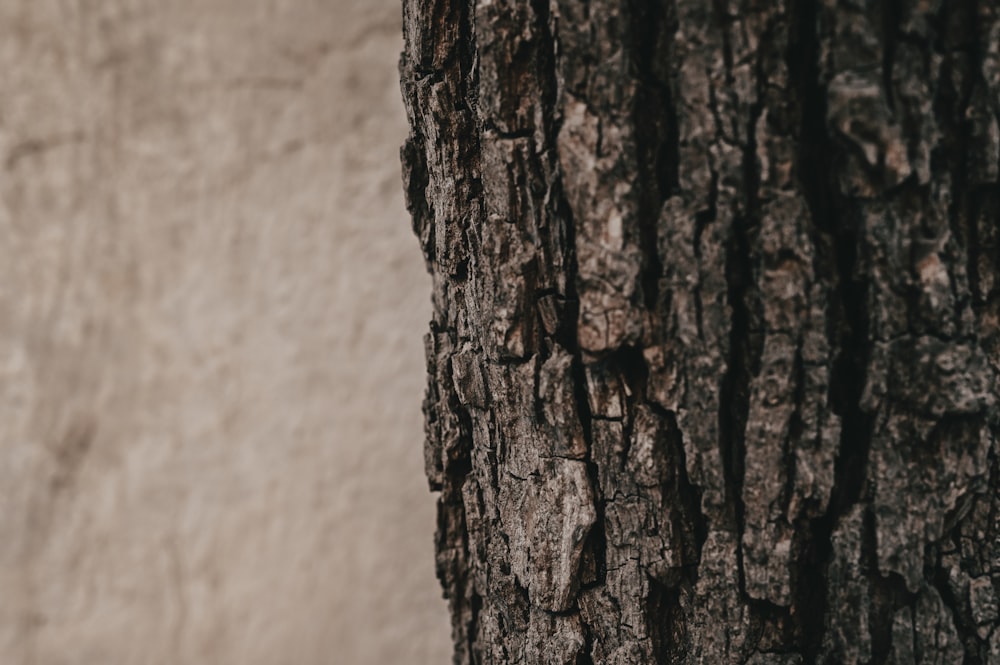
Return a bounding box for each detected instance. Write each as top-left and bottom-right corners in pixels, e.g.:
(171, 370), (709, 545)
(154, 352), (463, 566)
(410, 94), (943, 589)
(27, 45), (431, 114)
(400, 0), (1000, 661)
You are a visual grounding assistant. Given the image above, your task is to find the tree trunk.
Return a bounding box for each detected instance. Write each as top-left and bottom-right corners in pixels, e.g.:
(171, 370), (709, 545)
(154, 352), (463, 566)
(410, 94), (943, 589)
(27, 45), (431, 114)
(400, 0), (1000, 662)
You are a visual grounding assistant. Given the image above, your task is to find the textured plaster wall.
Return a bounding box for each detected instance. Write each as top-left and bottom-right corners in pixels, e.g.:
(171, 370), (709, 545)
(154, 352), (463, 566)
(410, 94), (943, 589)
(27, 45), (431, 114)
(0, 2), (450, 663)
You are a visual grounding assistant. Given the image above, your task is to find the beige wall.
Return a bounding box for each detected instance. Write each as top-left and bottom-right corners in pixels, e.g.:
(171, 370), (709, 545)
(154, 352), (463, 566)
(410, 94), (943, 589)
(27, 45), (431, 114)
(0, 2), (450, 663)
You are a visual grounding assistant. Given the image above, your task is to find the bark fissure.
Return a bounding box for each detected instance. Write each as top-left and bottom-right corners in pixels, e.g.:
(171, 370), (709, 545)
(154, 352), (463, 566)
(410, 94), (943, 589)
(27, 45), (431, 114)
(623, 0), (672, 328)
(720, 210), (753, 573)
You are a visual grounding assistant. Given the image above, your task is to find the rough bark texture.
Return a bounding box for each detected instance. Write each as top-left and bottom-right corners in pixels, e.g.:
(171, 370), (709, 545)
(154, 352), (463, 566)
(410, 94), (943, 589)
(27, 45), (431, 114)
(401, 0), (1000, 662)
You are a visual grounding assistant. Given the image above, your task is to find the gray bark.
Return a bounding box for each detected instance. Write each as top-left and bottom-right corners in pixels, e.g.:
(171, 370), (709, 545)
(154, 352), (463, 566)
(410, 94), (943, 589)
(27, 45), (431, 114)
(400, 0), (1000, 662)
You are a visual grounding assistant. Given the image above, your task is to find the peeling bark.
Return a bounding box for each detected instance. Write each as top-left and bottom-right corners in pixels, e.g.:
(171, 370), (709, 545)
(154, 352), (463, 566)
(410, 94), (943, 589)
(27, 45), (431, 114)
(401, 0), (1000, 662)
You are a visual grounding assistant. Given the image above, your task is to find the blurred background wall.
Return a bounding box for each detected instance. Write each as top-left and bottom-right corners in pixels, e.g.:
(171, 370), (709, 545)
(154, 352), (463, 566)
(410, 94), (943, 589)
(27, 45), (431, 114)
(0, 1), (451, 663)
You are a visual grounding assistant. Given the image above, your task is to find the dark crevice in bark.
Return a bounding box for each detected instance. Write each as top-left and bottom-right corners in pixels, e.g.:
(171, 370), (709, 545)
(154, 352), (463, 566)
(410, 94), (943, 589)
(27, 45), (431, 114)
(490, 354), (535, 367)
(528, 0), (556, 129)
(813, 169), (880, 663)
(793, 513), (831, 665)
(401, 137), (434, 268)
(827, 216), (875, 512)
(468, 590), (483, 665)
(578, 524), (607, 591)
(868, 570), (916, 665)
(561, 223), (606, 596)
(457, 0), (478, 116)
(657, 405), (709, 572)
(483, 123), (534, 141)
(712, 0), (740, 143)
(791, 0), (874, 531)
(617, 367), (639, 491)
(537, 12), (607, 649)
(453, 258), (470, 285)
(715, 0), (762, 608)
(647, 576), (682, 665)
(937, 0), (979, 315)
(612, 345), (649, 408)
(553, 113), (603, 665)
(862, 505), (913, 664)
(721, 213), (753, 535)
(655, 0), (681, 202)
(784, 0), (821, 227)
(532, 348), (548, 426)
(881, 0), (901, 113)
(452, 409), (476, 478)
(541, 607), (585, 620)
(576, 618), (596, 665)
(629, 0), (672, 313)
(748, 596), (797, 655)
(658, 30), (681, 201)
(787, 0), (873, 659)
(574, 378), (602, 662)
(783, 347), (819, 656)
(436, 499), (475, 664)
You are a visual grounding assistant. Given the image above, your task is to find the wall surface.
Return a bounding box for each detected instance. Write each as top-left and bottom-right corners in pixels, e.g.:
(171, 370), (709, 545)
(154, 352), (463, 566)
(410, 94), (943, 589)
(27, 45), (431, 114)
(0, 1), (450, 663)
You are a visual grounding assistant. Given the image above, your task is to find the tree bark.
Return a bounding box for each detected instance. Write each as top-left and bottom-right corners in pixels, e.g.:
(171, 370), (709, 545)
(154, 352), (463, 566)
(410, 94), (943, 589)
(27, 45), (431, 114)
(400, 0), (1000, 662)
